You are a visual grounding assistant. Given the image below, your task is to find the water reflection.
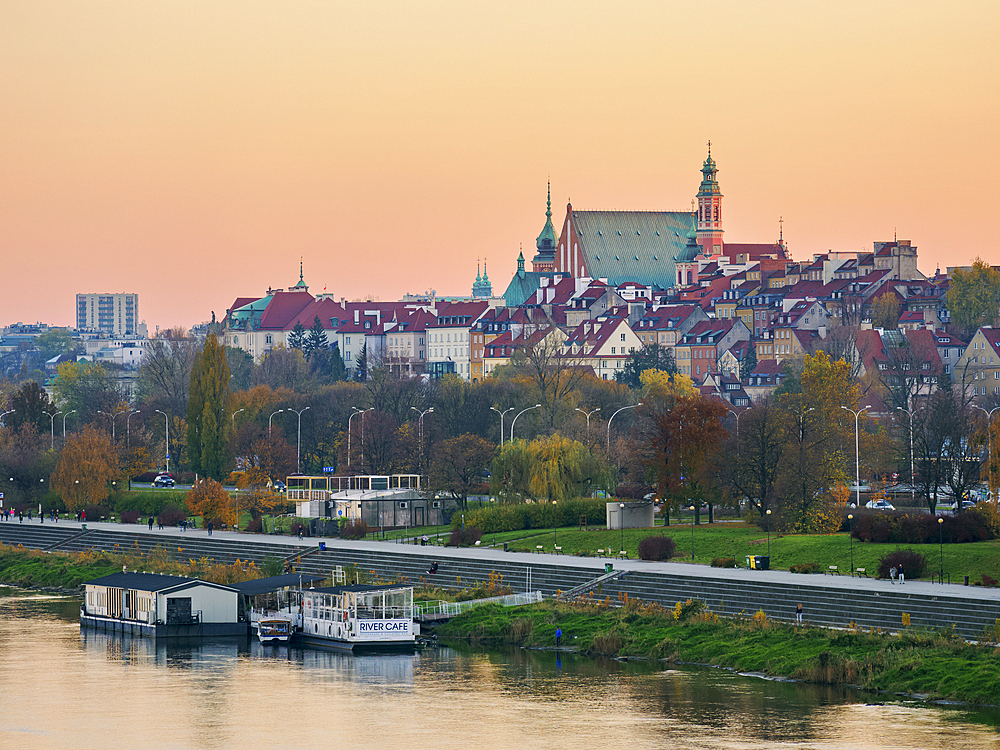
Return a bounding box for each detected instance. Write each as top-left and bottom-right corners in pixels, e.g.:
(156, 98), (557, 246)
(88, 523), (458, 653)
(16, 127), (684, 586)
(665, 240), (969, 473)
(1, 586), (998, 749)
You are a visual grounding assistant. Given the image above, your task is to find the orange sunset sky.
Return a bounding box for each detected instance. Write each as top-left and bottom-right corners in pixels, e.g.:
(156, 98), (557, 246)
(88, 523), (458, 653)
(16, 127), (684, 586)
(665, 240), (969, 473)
(3, 1), (998, 331)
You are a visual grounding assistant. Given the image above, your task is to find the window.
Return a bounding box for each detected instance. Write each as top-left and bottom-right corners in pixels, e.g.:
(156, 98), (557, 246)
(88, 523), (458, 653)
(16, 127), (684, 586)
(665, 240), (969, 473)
(620, 333), (626, 341)
(346, 336), (351, 345)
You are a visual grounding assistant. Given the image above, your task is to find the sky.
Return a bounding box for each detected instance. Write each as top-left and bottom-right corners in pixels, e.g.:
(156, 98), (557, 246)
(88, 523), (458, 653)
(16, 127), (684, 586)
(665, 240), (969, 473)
(3, 1), (998, 332)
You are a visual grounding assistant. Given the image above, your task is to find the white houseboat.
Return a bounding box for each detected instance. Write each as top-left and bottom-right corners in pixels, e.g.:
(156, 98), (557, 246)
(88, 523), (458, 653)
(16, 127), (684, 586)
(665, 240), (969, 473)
(299, 584), (417, 651)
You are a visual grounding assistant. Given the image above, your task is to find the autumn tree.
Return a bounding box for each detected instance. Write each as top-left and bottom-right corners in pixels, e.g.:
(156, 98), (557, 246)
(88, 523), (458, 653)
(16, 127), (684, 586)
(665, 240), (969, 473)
(489, 435), (612, 504)
(5, 381), (55, 434)
(187, 334), (231, 480)
(51, 426), (120, 510)
(500, 327), (587, 430)
(53, 360), (124, 425)
(721, 396), (785, 516)
(253, 346), (315, 392)
(137, 334), (198, 414)
(429, 434), (496, 509)
(0, 424), (54, 506)
(185, 478), (234, 526)
(615, 343), (676, 389)
(870, 293), (902, 330)
(946, 258), (1000, 338)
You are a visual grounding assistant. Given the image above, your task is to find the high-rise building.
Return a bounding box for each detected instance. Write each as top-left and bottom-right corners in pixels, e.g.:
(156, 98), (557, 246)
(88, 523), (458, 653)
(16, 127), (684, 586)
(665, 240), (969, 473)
(76, 293), (139, 336)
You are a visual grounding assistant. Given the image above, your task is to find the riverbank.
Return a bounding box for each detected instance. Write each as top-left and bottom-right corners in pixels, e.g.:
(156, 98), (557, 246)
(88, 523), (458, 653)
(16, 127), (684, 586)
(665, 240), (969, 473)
(431, 598), (1000, 706)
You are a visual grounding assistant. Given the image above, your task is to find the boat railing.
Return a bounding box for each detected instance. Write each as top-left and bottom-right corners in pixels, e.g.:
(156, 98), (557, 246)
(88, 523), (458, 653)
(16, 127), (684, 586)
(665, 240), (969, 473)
(414, 590), (543, 618)
(354, 606), (412, 620)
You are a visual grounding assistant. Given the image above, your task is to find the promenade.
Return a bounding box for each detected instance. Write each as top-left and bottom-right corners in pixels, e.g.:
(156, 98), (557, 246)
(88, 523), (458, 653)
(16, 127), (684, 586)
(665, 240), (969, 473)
(2, 517), (999, 639)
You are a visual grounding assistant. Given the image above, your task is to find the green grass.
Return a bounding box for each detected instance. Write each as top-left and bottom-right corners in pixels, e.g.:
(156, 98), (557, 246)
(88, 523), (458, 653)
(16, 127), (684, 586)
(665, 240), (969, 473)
(432, 600), (1000, 705)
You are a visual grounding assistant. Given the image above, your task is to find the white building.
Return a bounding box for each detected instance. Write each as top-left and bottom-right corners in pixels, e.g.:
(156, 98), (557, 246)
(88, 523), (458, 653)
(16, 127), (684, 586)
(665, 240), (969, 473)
(76, 293), (140, 336)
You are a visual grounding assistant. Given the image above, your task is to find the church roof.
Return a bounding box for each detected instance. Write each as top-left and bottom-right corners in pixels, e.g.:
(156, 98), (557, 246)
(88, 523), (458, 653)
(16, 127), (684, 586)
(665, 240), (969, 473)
(570, 210), (695, 290)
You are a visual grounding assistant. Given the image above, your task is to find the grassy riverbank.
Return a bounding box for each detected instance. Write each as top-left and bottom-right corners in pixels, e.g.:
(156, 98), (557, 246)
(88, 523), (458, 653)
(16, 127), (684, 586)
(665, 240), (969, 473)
(432, 598), (1000, 706)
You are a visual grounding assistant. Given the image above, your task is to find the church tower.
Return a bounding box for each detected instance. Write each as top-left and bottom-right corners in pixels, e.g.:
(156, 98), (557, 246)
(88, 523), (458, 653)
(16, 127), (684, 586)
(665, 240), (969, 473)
(696, 143), (724, 257)
(472, 259), (493, 298)
(531, 182), (558, 272)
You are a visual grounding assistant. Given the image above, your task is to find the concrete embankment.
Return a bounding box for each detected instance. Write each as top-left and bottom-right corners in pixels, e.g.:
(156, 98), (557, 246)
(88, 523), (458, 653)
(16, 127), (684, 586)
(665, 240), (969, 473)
(2, 521), (999, 639)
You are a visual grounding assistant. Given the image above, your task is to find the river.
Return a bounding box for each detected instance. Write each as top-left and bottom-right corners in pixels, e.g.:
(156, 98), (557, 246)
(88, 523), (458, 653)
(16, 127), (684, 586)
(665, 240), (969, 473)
(1, 586), (997, 749)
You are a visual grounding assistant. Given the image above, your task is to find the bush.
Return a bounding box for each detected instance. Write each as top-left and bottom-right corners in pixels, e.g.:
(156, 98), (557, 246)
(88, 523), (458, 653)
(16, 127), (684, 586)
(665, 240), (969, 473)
(711, 557), (737, 568)
(789, 562), (823, 574)
(448, 527), (483, 547)
(340, 520), (368, 540)
(245, 516), (263, 533)
(978, 574), (998, 588)
(876, 549), (928, 580)
(83, 505), (112, 522)
(852, 508), (994, 545)
(638, 535), (676, 561)
(459, 498), (612, 534)
(158, 504), (187, 527)
(120, 510), (142, 524)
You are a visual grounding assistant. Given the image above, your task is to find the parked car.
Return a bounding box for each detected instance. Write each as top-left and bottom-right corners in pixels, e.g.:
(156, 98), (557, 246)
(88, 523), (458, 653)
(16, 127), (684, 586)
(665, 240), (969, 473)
(273, 481), (286, 492)
(865, 499), (895, 510)
(153, 475), (176, 488)
(951, 499), (977, 511)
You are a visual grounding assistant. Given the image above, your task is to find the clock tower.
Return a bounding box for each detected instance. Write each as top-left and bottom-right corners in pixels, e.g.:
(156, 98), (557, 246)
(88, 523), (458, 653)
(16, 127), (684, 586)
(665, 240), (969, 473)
(696, 142), (724, 257)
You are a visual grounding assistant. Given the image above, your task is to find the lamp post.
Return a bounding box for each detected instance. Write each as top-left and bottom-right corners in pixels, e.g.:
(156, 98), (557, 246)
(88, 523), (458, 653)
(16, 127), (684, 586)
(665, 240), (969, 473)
(0, 409), (13, 427)
(62, 409), (76, 441)
(411, 406), (434, 471)
(689, 504), (696, 560)
(489, 406), (514, 447)
(510, 404), (541, 443)
(765, 508), (772, 556)
(896, 406), (916, 502)
(125, 409), (139, 447)
(155, 409), (170, 473)
(97, 409), (122, 443)
(268, 409), (284, 436)
(231, 408), (245, 432)
(938, 516), (944, 582)
(288, 407), (311, 473)
(553, 500), (558, 547)
(575, 407), (601, 445)
(728, 408), (742, 440)
(842, 406), (866, 507)
(47, 411), (62, 450)
(972, 405), (1000, 501)
(847, 513), (854, 574)
(619, 502), (625, 555)
(607, 404), (639, 451)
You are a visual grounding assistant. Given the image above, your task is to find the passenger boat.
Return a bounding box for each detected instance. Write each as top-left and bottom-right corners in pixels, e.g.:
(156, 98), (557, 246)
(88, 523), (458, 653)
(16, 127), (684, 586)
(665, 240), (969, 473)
(299, 584), (417, 652)
(257, 616), (294, 643)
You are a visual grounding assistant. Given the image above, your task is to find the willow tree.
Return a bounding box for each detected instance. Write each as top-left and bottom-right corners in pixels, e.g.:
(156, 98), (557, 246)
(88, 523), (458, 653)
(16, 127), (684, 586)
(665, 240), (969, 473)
(490, 435), (612, 503)
(187, 334), (231, 480)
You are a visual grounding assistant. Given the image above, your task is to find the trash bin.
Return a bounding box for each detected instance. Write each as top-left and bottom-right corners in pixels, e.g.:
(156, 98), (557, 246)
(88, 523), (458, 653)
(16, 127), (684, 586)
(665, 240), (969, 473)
(503, 542), (508, 551)
(746, 555), (754, 569)
(318, 542), (327, 551)
(964, 575), (970, 586)
(605, 562), (614, 574)
(82, 524), (87, 531)
(754, 555), (770, 570)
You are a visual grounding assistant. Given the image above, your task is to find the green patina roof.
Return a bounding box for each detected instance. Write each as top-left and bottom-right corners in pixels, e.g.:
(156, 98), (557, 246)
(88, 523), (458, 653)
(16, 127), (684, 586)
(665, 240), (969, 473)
(571, 210), (696, 289)
(230, 295), (273, 322)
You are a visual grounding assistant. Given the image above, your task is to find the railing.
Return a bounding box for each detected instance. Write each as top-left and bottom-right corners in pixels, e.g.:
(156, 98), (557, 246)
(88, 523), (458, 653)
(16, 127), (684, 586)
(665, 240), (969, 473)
(414, 590), (543, 618)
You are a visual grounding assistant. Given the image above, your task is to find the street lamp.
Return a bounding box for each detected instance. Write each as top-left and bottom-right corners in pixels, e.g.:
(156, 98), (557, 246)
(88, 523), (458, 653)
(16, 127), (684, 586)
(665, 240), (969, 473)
(765, 508), (772, 556)
(689, 504), (696, 560)
(268, 409), (285, 436)
(489, 406), (514, 447)
(62, 410), (77, 441)
(728, 408), (743, 440)
(155, 409), (170, 473)
(842, 406), (867, 507)
(847, 513), (854, 574)
(411, 406), (434, 471)
(552, 500), (558, 547)
(972, 405), (1000, 501)
(47, 411), (62, 450)
(510, 404), (541, 442)
(231, 408), (245, 431)
(125, 409), (139, 447)
(288, 407), (311, 473)
(348, 407), (372, 466)
(97, 409), (121, 442)
(938, 516), (944, 582)
(607, 404), (639, 451)
(896, 406), (916, 502)
(619, 502), (625, 555)
(575, 407), (601, 445)
(0, 409), (13, 427)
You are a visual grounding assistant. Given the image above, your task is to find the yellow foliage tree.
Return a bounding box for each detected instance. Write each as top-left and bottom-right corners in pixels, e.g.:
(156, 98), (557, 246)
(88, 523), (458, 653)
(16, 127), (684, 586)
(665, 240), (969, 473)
(640, 370), (697, 401)
(799, 482), (850, 534)
(51, 426), (121, 510)
(185, 478), (235, 526)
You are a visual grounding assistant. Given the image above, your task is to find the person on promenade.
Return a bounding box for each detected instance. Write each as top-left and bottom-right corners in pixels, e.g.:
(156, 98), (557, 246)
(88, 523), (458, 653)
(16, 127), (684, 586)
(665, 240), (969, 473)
(207, 520), (213, 536)
(556, 627), (562, 647)
(158, 517), (164, 530)
(890, 566), (897, 583)
(796, 603), (803, 624)
(898, 563), (904, 584)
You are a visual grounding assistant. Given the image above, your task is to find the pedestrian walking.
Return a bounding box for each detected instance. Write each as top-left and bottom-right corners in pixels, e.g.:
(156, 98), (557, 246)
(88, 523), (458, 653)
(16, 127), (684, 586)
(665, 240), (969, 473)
(890, 565), (897, 583)
(795, 603), (803, 625)
(148, 516), (154, 531)
(19, 512), (23, 524)
(207, 520), (213, 536)
(898, 563), (904, 584)
(555, 627), (562, 647)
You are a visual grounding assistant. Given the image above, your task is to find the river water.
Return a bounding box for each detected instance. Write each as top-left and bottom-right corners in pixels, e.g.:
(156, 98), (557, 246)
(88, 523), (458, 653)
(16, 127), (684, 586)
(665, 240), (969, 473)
(1, 587), (997, 749)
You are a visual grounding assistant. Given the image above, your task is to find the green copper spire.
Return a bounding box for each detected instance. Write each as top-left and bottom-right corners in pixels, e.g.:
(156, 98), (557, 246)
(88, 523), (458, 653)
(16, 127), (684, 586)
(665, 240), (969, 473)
(535, 181), (558, 252)
(698, 141), (720, 197)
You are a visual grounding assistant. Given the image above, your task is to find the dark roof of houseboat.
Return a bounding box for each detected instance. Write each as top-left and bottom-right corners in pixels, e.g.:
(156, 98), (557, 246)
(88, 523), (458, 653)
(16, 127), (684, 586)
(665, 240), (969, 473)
(230, 574), (327, 596)
(85, 572), (236, 592)
(309, 584), (409, 594)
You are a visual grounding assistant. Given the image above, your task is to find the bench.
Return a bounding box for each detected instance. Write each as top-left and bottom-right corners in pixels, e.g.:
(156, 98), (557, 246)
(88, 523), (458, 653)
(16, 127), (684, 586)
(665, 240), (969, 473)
(535, 545), (544, 553)
(826, 565), (839, 575)
(617, 550), (629, 559)
(596, 549), (607, 557)
(553, 546), (563, 554)
(854, 568), (868, 578)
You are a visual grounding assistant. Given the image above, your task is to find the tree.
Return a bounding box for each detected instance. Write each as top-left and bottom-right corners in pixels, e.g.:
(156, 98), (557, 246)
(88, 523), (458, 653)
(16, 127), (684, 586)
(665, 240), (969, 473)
(226, 346), (254, 391)
(34, 328), (77, 360)
(50, 426), (120, 510)
(947, 258), (1000, 337)
(137, 334), (198, 414)
(304, 316), (328, 360)
(253, 346), (315, 392)
(355, 343), (369, 382)
(53, 360), (124, 425)
(489, 435), (612, 504)
(185, 478), (234, 526)
(429, 434), (496, 509)
(287, 321), (307, 351)
(739, 344), (758, 381)
(0, 424), (53, 507)
(500, 327), (586, 429)
(187, 334), (231, 480)
(870, 293), (902, 330)
(722, 396), (784, 516)
(615, 343), (676, 389)
(5, 381), (55, 434)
